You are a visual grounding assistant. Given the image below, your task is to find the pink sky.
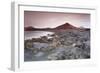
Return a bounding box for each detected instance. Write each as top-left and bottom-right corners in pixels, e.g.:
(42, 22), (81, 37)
(24, 11), (90, 28)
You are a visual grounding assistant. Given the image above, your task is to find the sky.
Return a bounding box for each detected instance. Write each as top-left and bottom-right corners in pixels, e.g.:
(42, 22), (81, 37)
(24, 11), (90, 28)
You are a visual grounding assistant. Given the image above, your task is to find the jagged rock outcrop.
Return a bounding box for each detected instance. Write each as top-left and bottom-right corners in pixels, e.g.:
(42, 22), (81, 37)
(24, 28), (90, 61)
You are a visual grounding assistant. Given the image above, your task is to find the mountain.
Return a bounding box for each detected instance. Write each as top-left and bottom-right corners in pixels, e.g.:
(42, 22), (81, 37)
(55, 22), (78, 30)
(24, 26), (52, 31)
(24, 22), (90, 31)
(24, 26), (36, 31)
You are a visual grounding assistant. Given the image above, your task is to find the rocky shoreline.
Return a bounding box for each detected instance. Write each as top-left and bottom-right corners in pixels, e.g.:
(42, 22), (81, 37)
(24, 29), (90, 61)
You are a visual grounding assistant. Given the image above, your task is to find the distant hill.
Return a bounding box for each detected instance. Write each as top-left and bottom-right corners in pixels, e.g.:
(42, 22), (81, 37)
(24, 26), (51, 31)
(24, 22), (90, 31)
(24, 26), (35, 31)
(54, 22), (78, 30)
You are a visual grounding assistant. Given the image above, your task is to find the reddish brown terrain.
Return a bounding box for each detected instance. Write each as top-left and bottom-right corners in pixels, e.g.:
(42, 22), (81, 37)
(24, 22), (90, 31)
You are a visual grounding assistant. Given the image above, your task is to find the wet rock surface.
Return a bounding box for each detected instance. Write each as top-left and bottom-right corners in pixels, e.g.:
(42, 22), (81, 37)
(24, 29), (90, 61)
